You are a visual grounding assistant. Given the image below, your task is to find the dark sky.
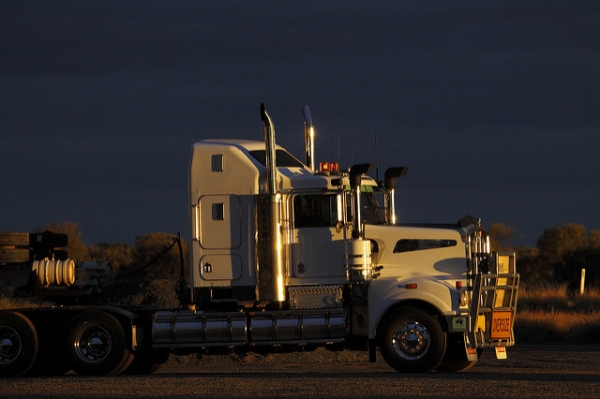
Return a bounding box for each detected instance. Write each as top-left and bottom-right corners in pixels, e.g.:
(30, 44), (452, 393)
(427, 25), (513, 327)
(1, 1), (599, 247)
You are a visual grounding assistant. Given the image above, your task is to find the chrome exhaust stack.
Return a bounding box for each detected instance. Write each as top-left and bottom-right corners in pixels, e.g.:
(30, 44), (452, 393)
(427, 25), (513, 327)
(383, 167), (409, 224)
(257, 103), (286, 303)
(261, 103), (277, 195)
(349, 163), (372, 239)
(302, 105), (315, 172)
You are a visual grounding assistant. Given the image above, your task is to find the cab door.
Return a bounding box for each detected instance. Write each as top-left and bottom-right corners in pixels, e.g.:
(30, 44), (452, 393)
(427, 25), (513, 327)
(289, 193), (346, 283)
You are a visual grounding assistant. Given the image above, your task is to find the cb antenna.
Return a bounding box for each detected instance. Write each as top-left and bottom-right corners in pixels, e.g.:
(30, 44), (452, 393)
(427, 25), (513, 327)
(375, 134), (379, 183)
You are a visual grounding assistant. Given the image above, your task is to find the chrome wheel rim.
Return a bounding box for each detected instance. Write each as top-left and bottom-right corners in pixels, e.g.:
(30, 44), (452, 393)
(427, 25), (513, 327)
(74, 325), (112, 363)
(391, 321), (430, 360)
(0, 327), (21, 364)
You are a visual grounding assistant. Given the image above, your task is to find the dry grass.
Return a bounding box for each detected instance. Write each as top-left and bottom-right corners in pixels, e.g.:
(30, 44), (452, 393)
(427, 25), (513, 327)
(515, 309), (600, 343)
(515, 284), (600, 343)
(0, 296), (46, 310)
(0, 285), (57, 309)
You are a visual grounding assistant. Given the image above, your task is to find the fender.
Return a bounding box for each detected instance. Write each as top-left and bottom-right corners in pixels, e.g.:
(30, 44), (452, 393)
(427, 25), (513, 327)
(367, 277), (457, 339)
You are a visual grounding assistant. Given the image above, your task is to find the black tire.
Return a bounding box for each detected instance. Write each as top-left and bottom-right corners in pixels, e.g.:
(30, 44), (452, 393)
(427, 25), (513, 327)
(435, 358), (478, 373)
(28, 336), (71, 376)
(0, 232), (30, 247)
(64, 311), (133, 376)
(435, 334), (482, 373)
(123, 349), (170, 375)
(0, 248), (30, 264)
(0, 312), (39, 377)
(378, 307), (446, 373)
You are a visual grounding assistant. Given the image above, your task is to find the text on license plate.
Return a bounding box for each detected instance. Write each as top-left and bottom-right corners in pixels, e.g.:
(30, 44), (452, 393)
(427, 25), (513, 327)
(490, 311), (513, 340)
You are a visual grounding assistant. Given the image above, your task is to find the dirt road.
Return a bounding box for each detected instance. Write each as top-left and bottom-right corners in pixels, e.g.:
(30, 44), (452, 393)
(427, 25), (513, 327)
(1, 345), (599, 398)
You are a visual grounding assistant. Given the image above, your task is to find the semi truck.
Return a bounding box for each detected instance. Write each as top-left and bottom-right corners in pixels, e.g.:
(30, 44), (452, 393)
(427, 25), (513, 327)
(0, 104), (519, 377)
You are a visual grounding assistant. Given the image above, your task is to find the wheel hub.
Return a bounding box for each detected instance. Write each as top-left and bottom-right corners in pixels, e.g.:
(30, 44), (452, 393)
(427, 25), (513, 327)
(75, 326), (111, 362)
(0, 329), (21, 363)
(86, 335), (108, 357)
(392, 321), (430, 360)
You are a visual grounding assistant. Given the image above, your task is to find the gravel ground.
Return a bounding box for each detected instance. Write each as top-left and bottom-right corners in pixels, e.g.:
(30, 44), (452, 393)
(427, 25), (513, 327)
(1, 345), (599, 399)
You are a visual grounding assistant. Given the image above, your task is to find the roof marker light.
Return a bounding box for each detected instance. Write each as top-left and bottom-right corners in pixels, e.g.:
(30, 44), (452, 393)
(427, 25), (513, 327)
(319, 162), (339, 173)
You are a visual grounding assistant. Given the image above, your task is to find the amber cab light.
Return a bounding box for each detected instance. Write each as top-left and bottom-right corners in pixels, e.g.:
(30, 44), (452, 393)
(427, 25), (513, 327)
(319, 162), (339, 173)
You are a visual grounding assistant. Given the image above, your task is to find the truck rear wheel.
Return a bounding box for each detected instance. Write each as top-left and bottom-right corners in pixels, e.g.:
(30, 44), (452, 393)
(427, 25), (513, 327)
(378, 307), (446, 373)
(29, 335), (71, 376)
(64, 310), (133, 376)
(0, 312), (39, 377)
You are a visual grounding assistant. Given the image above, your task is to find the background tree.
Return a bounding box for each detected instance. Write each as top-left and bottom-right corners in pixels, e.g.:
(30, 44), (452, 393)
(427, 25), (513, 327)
(537, 224), (585, 267)
(488, 223), (517, 251)
(129, 232), (189, 280)
(487, 223), (550, 283)
(513, 246), (545, 282)
(88, 242), (135, 276)
(536, 224), (600, 288)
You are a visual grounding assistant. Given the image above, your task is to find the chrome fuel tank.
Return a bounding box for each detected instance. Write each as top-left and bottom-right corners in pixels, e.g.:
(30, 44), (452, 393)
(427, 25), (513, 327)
(152, 311), (247, 348)
(151, 309), (345, 348)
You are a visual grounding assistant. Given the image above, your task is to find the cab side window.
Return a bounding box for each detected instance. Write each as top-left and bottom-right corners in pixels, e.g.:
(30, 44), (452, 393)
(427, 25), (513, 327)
(294, 195), (337, 228)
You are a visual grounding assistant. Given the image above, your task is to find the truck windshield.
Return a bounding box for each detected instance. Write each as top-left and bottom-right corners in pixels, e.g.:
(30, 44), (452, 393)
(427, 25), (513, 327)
(360, 191), (386, 224)
(249, 150), (306, 168)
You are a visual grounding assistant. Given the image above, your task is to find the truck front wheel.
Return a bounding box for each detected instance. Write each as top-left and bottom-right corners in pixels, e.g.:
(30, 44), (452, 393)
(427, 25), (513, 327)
(378, 307), (446, 373)
(64, 311), (133, 376)
(435, 333), (482, 372)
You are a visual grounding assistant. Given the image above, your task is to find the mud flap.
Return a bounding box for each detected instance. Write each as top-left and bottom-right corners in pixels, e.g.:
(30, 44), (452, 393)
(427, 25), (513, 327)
(495, 346), (507, 359)
(465, 335), (478, 362)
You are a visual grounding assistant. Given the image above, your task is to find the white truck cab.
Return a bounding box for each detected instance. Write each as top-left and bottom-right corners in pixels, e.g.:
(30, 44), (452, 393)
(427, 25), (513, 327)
(181, 104), (519, 373)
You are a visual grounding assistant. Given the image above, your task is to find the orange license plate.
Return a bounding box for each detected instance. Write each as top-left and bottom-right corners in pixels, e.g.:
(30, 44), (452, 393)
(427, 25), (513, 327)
(490, 311), (513, 340)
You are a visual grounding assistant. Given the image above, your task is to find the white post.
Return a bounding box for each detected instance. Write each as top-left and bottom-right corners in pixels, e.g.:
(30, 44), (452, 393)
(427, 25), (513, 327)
(580, 268), (586, 295)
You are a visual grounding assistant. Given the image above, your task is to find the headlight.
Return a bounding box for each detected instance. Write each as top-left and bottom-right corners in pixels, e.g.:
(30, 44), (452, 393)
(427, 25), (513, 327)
(460, 290), (470, 307)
